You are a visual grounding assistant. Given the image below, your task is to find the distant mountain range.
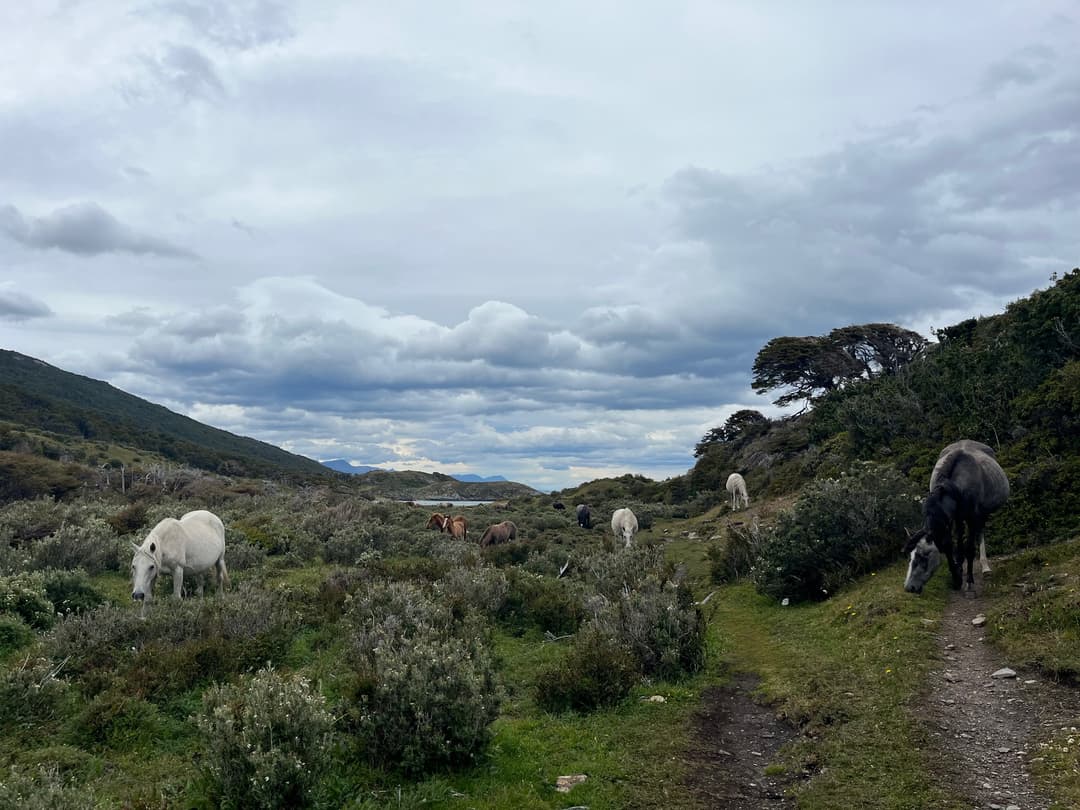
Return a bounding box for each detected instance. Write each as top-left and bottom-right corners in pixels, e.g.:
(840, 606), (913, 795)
(321, 460), (508, 483)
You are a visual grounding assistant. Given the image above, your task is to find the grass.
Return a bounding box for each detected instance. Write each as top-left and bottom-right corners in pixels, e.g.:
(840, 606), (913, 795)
(705, 563), (964, 809)
(7, 508), (1080, 808)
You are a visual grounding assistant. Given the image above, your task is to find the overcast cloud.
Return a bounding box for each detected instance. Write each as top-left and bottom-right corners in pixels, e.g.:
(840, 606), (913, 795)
(1, 1), (1077, 491)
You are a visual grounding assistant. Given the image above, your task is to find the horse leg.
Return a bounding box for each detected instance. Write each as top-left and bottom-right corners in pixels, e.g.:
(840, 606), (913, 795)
(940, 531), (962, 590)
(977, 525), (991, 575)
(961, 519), (979, 592)
(172, 567), (185, 599)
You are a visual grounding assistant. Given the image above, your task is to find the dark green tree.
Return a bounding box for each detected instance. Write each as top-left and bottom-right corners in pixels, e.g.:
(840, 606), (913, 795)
(694, 410), (770, 457)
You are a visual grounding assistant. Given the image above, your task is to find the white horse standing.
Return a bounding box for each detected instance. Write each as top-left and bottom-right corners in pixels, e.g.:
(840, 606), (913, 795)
(131, 510), (229, 609)
(726, 473), (749, 510)
(611, 507), (639, 548)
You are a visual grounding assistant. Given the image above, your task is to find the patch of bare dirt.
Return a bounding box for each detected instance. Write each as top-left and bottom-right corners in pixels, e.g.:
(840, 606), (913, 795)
(683, 673), (798, 808)
(921, 584), (1080, 809)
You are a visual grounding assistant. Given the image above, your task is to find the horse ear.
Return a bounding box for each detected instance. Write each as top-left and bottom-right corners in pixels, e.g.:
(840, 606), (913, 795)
(901, 528), (922, 554)
(130, 541), (141, 552)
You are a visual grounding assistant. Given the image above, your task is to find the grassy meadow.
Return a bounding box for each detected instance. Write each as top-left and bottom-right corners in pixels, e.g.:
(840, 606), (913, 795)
(1, 479), (1076, 809)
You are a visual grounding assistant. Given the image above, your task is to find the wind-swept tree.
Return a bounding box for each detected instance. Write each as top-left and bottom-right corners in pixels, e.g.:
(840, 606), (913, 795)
(752, 324), (927, 408)
(827, 323), (926, 377)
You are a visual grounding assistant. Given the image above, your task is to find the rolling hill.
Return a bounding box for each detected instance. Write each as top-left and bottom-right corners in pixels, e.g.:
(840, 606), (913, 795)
(0, 350), (334, 480)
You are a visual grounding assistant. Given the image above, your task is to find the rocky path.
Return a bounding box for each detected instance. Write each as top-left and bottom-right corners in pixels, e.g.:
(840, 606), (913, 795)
(923, 589), (1080, 810)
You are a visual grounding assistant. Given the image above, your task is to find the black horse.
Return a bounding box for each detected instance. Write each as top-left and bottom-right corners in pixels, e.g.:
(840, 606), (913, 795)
(903, 440), (1009, 594)
(575, 504), (591, 529)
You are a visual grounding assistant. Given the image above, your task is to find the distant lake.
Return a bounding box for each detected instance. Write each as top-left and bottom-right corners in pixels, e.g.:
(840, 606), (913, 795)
(409, 499), (495, 507)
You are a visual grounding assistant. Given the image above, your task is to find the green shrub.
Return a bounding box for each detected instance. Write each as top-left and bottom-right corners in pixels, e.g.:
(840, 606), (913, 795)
(434, 566), (509, 620)
(0, 572), (56, 630)
(498, 569), (584, 635)
(106, 502), (148, 536)
(709, 521), (766, 583)
(534, 626), (638, 713)
(198, 667), (333, 809)
(0, 657), (72, 735)
(0, 765), (94, 810)
(224, 539), (267, 571)
(576, 546), (668, 600)
(69, 688), (162, 751)
(0, 614), (34, 657)
(346, 629), (501, 775)
(323, 527), (375, 565)
(752, 464), (921, 603)
(48, 584), (293, 678)
(343, 581), (502, 774)
(28, 520), (123, 575)
(41, 569), (104, 617)
(591, 581), (706, 680)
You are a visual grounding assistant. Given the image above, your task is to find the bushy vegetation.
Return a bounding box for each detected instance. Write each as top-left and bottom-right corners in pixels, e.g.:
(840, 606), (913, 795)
(197, 667), (334, 809)
(342, 580), (502, 774)
(752, 464), (921, 603)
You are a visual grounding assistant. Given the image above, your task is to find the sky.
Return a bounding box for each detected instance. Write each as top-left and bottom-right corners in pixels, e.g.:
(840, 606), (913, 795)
(2, 1), (1078, 492)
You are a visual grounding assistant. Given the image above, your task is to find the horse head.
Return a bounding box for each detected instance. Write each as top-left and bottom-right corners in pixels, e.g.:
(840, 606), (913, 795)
(903, 527), (941, 594)
(130, 540), (160, 603)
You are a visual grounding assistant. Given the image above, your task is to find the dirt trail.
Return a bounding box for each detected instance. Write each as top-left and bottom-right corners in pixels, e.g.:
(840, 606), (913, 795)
(683, 673), (797, 808)
(922, 587), (1080, 810)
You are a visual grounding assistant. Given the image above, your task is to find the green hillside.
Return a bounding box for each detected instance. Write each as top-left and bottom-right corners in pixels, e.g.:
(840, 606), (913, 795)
(0, 350), (330, 481)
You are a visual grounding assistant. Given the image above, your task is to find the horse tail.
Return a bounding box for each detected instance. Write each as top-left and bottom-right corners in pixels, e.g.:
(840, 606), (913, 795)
(218, 556), (231, 592)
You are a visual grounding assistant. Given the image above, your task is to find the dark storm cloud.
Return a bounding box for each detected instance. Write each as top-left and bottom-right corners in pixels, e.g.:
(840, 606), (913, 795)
(660, 76), (1080, 341)
(0, 286), (52, 321)
(0, 202), (198, 259)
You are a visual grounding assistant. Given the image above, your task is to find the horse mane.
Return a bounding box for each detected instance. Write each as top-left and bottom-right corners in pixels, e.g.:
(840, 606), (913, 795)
(925, 478), (960, 538)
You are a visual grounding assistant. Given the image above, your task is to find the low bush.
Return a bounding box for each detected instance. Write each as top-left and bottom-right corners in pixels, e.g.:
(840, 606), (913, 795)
(0, 614), (34, 657)
(198, 666), (334, 809)
(434, 565), (509, 620)
(0, 572), (56, 630)
(68, 688), (162, 751)
(709, 520), (766, 583)
(534, 625), (638, 713)
(223, 539), (267, 571)
(27, 520), (123, 575)
(41, 569), (105, 617)
(106, 502), (148, 536)
(497, 569), (584, 635)
(752, 464), (921, 603)
(0, 657), (72, 736)
(346, 629), (501, 775)
(0, 765), (95, 810)
(590, 581), (706, 680)
(343, 581), (502, 774)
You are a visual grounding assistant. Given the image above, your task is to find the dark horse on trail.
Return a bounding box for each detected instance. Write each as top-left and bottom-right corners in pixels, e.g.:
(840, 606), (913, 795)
(903, 440), (1010, 594)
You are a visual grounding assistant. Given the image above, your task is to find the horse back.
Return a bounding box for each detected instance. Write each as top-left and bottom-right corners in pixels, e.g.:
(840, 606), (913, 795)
(174, 510), (226, 568)
(931, 447), (1009, 517)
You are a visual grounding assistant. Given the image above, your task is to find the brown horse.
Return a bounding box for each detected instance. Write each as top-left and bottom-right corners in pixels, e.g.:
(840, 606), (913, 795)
(479, 520), (517, 547)
(447, 515), (468, 540)
(426, 512), (447, 531)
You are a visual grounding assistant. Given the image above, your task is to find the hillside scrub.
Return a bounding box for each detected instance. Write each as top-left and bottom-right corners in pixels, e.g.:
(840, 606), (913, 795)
(752, 464), (921, 603)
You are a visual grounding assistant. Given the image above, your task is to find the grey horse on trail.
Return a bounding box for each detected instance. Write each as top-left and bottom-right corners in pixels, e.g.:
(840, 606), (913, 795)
(903, 440), (1010, 594)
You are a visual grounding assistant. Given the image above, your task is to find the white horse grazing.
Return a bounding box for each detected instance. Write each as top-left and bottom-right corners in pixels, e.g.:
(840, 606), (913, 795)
(611, 507), (639, 548)
(131, 510), (229, 609)
(726, 473), (749, 511)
